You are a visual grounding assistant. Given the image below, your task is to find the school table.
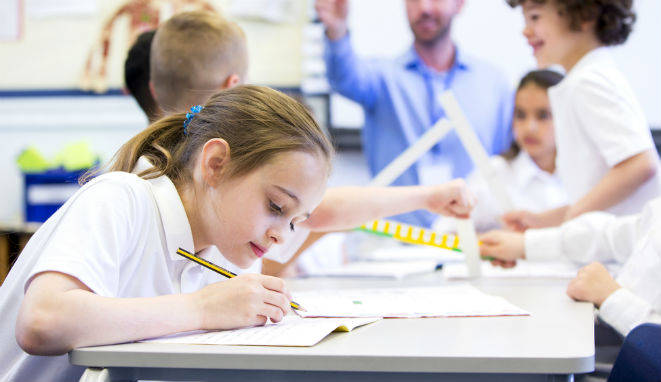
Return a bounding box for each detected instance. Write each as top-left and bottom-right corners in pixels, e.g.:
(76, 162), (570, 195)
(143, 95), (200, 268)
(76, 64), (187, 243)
(70, 273), (595, 382)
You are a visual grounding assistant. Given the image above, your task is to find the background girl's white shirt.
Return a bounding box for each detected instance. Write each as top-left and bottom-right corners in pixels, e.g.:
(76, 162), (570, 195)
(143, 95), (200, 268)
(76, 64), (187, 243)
(0, 165), (242, 382)
(433, 152), (567, 233)
(548, 47), (661, 215)
(525, 197), (661, 336)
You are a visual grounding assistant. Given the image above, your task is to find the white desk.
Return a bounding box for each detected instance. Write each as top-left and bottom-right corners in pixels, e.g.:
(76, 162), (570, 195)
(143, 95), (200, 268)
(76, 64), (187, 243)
(69, 274), (594, 381)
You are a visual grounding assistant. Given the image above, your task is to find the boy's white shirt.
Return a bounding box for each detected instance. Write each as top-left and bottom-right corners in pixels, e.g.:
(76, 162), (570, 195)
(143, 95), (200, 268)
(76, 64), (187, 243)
(548, 47), (661, 215)
(0, 157), (297, 382)
(525, 197), (661, 336)
(433, 152), (567, 233)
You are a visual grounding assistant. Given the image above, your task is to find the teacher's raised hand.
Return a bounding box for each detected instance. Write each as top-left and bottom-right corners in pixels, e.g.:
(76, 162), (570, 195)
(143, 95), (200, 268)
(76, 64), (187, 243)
(315, 0), (349, 40)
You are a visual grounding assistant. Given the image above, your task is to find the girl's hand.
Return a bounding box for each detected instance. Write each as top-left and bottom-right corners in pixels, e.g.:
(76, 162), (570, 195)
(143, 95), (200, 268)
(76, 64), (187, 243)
(315, 0), (349, 40)
(426, 179), (476, 219)
(566, 262), (620, 308)
(192, 274), (292, 330)
(479, 230), (525, 265)
(502, 206), (569, 232)
(501, 210), (538, 232)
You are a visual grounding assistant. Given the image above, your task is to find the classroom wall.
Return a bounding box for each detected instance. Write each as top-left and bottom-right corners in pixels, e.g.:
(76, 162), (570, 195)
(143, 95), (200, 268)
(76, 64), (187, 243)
(0, 0), (307, 89)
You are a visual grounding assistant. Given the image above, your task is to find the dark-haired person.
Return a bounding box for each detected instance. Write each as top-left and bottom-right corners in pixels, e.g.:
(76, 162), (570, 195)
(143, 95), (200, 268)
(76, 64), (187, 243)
(501, 0), (661, 231)
(434, 70), (567, 234)
(124, 30), (160, 123)
(315, 0), (513, 228)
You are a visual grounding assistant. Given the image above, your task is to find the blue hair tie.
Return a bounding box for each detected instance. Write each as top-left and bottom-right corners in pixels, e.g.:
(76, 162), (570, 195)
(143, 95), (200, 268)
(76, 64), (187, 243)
(183, 105), (204, 135)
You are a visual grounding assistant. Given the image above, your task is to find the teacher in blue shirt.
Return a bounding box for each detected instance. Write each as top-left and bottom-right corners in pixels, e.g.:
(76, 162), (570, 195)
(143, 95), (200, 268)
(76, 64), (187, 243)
(316, 0), (513, 227)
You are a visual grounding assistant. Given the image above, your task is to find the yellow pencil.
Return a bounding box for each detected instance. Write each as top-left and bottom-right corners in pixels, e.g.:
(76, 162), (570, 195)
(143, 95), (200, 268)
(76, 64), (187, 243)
(176, 248), (305, 311)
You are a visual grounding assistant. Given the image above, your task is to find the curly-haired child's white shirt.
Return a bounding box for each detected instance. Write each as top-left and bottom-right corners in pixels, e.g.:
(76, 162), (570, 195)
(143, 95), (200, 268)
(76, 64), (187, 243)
(548, 47), (661, 215)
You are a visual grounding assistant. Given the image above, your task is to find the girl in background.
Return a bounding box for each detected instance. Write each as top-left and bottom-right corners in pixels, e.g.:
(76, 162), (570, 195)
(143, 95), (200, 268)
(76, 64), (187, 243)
(434, 69), (567, 233)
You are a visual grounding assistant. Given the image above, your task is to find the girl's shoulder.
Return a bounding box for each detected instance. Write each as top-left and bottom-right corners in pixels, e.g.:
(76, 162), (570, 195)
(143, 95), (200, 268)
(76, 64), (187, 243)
(561, 53), (628, 100)
(74, 171), (155, 212)
(83, 170), (150, 193)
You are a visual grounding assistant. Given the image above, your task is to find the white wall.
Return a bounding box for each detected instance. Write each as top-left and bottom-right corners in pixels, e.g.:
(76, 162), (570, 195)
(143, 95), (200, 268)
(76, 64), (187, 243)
(0, 96), (147, 222)
(332, 0), (661, 128)
(0, 0), (308, 89)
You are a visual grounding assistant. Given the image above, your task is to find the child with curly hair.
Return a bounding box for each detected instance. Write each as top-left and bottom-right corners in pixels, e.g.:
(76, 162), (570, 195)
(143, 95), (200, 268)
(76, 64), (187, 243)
(501, 0), (661, 231)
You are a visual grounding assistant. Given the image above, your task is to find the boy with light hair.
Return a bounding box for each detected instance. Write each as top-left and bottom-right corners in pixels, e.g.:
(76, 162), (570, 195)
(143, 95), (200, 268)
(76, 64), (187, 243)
(150, 10), (248, 113)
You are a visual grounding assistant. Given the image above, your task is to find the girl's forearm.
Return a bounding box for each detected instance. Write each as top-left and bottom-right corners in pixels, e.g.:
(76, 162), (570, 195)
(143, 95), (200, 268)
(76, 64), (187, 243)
(537, 205), (570, 227)
(17, 280), (200, 355)
(566, 151), (657, 220)
(305, 186), (431, 231)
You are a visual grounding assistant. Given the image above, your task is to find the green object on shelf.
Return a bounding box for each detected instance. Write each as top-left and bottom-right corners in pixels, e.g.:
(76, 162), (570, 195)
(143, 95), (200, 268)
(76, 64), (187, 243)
(53, 141), (99, 171)
(16, 146), (50, 173)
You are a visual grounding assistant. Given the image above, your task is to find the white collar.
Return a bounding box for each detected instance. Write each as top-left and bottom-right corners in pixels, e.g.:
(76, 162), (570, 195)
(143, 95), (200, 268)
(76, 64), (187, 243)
(134, 157), (195, 261)
(567, 47), (613, 78)
(550, 47), (613, 94)
(510, 152), (555, 188)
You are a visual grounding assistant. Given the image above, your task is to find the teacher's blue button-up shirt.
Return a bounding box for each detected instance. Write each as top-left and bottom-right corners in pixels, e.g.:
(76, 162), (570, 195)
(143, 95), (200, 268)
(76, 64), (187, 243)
(325, 35), (514, 227)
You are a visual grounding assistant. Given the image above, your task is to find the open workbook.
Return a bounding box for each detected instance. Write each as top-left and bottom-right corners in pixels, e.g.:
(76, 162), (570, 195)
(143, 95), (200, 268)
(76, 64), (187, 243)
(141, 316), (380, 347)
(142, 285), (527, 346)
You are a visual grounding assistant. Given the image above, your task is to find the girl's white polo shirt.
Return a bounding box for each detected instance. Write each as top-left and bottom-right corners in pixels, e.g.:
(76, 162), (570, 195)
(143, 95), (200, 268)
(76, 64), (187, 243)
(433, 152), (567, 233)
(0, 167), (243, 382)
(548, 47), (661, 215)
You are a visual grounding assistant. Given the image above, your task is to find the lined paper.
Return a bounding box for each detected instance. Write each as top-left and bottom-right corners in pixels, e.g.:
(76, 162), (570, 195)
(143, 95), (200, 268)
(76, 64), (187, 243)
(142, 316), (380, 347)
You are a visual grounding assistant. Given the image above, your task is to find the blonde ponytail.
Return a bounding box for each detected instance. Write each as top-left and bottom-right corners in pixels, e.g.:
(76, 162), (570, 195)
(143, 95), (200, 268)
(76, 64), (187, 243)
(89, 85), (333, 186)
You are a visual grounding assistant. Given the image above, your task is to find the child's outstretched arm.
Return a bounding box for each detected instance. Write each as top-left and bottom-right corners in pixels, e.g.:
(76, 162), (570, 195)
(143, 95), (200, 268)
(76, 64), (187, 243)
(565, 150), (658, 220)
(302, 179), (475, 232)
(262, 180), (474, 276)
(16, 271), (291, 356)
(501, 206), (569, 232)
(482, 201), (652, 268)
(502, 150), (657, 231)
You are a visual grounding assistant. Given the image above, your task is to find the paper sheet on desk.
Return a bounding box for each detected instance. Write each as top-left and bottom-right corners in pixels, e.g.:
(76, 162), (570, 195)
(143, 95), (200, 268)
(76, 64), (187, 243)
(142, 316), (380, 347)
(306, 260), (439, 279)
(442, 261), (578, 279)
(358, 245), (465, 264)
(295, 285), (529, 318)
